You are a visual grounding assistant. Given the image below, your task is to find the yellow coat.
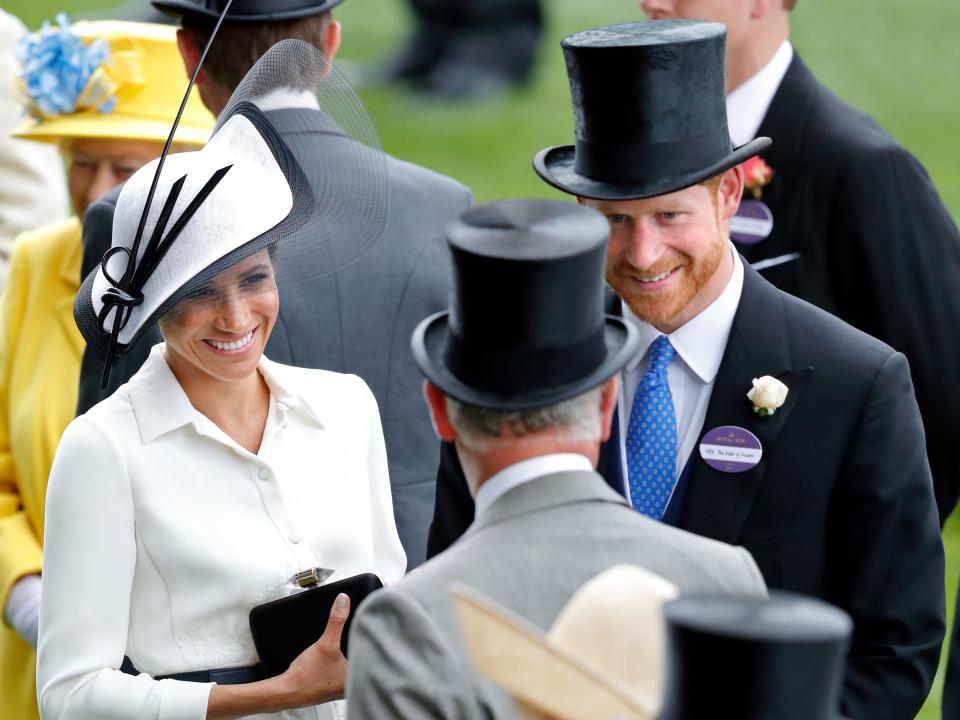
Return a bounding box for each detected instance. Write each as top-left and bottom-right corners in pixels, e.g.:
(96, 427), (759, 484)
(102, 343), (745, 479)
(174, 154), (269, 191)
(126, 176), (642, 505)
(0, 217), (83, 720)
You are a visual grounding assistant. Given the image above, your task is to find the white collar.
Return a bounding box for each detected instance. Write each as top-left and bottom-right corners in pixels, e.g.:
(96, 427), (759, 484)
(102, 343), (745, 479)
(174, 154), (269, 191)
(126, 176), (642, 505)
(474, 453), (594, 518)
(252, 86), (321, 111)
(623, 248), (744, 384)
(129, 344), (325, 444)
(726, 40), (793, 147)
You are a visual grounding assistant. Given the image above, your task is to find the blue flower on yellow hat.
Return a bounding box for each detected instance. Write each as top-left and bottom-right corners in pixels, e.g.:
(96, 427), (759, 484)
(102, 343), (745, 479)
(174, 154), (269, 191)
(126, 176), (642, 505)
(15, 13), (116, 119)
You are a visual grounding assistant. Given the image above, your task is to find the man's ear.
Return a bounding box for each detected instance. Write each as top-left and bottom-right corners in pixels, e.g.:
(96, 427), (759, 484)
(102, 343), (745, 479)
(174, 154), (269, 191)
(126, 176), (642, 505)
(423, 380), (457, 442)
(323, 20), (342, 64)
(176, 28), (203, 83)
(599, 376), (619, 442)
(718, 165), (745, 222)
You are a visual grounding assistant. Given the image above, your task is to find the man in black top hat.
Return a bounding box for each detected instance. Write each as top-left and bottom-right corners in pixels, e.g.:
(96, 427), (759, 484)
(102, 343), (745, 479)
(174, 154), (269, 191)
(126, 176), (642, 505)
(641, 0), (960, 526)
(427, 21), (945, 720)
(346, 198), (767, 719)
(76, 0), (473, 568)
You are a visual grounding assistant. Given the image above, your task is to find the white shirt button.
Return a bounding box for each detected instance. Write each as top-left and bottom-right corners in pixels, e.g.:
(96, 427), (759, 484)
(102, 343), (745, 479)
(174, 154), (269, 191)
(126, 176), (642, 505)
(288, 534), (300, 544)
(257, 468), (270, 481)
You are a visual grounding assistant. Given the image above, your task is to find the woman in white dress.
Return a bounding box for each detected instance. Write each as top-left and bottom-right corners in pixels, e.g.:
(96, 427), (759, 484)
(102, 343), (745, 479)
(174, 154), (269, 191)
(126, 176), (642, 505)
(36, 42), (405, 720)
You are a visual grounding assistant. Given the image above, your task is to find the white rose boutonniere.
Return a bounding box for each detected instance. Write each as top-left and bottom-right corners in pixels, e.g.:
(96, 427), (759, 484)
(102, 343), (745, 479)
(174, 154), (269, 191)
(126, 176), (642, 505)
(747, 376), (788, 417)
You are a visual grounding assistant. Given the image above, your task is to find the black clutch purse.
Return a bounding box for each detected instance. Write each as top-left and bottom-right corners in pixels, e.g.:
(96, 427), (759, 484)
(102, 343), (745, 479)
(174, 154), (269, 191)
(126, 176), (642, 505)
(249, 573), (383, 677)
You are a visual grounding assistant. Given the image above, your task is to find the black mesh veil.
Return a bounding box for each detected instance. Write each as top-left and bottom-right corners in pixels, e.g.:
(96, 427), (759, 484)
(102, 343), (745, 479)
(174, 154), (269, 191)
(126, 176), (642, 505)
(74, 39), (389, 378)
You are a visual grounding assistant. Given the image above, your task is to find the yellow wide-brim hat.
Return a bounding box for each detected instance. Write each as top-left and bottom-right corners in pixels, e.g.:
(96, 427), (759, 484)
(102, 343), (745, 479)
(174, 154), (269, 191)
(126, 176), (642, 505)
(13, 19), (213, 146)
(452, 565), (679, 720)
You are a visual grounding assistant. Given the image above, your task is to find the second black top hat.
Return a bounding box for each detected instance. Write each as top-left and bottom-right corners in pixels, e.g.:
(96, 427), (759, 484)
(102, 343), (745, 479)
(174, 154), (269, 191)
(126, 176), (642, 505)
(411, 199), (638, 410)
(660, 592), (852, 720)
(534, 20), (770, 201)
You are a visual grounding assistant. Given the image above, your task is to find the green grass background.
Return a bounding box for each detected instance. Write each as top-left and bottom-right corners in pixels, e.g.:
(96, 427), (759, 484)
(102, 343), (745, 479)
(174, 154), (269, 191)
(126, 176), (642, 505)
(6, 0), (959, 716)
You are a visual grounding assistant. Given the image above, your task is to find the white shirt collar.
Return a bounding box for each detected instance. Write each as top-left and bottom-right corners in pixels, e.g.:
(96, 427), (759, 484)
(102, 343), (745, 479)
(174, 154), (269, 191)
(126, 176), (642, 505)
(623, 248), (744, 384)
(726, 40), (793, 147)
(474, 453), (594, 518)
(252, 86), (320, 111)
(129, 344), (325, 444)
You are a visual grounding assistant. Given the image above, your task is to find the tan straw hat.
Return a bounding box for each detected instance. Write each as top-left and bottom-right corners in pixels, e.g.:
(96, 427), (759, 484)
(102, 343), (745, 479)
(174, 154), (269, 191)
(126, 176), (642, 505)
(452, 565), (679, 720)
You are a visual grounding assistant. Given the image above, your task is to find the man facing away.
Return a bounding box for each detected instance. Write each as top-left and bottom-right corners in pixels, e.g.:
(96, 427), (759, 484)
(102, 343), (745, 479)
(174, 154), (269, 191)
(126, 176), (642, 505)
(427, 21), (945, 720)
(641, 0), (960, 524)
(76, 0), (473, 567)
(346, 198), (767, 719)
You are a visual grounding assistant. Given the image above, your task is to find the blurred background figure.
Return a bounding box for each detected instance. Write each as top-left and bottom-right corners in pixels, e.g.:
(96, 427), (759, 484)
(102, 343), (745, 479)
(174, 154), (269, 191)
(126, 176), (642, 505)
(640, 0), (960, 526)
(0, 17), (212, 720)
(659, 592), (852, 720)
(376, 0), (543, 99)
(454, 564), (678, 720)
(0, 9), (69, 288)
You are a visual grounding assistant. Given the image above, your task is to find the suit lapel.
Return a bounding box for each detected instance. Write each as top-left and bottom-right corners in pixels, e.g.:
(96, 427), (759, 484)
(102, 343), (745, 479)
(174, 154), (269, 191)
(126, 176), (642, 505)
(745, 55), (818, 259)
(679, 265), (812, 544)
(599, 290), (627, 496)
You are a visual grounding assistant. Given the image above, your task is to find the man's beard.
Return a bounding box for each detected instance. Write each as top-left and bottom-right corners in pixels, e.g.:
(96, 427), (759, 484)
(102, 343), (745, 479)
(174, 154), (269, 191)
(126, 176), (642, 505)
(606, 231), (727, 327)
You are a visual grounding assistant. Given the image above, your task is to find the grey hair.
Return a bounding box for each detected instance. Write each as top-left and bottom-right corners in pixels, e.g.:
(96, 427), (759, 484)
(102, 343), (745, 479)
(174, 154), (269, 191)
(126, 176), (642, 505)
(446, 386), (604, 451)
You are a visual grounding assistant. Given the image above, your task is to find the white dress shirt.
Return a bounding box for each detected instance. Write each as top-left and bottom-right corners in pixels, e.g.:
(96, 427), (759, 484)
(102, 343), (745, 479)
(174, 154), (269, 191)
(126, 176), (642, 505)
(726, 40), (794, 147)
(474, 453), (595, 518)
(38, 345), (406, 720)
(618, 249), (744, 500)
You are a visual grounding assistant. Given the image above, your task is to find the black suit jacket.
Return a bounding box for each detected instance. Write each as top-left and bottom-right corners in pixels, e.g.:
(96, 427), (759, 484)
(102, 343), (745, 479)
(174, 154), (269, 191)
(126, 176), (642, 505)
(740, 54), (960, 524)
(77, 108), (473, 567)
(428, 265), (945, 720)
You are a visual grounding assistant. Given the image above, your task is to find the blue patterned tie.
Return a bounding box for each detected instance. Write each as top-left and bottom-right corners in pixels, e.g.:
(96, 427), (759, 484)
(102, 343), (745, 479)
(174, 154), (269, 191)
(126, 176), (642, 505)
(626, 336), (678, 519)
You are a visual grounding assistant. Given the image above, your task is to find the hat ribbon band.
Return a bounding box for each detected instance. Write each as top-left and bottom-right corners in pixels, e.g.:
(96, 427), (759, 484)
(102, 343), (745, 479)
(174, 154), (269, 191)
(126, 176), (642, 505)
(445, 326), (607, 393)
(574, 127), (732, 183)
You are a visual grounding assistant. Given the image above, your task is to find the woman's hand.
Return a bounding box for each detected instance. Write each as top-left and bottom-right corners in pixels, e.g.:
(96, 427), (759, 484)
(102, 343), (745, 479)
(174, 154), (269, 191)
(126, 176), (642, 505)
(206, 593), (351, 719)
(279, 592), (351, 706)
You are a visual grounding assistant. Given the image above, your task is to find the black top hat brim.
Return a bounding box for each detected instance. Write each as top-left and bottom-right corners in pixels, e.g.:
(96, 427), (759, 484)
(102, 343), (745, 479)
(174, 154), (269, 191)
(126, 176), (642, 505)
(151, 0), (344, 22)
(412, 311), (638, 411)
(533, 137), (771, 201)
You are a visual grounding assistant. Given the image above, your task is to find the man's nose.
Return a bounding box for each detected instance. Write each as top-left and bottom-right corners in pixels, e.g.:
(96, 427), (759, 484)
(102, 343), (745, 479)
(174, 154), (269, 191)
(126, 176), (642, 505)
(640, 0), (673, 20)
(625, 222), (666, 270)
(86, 163), (122, 213)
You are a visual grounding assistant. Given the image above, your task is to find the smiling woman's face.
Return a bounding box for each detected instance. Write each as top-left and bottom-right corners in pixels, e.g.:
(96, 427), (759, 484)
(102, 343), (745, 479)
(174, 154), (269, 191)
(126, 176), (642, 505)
(158, 250), (279, 388)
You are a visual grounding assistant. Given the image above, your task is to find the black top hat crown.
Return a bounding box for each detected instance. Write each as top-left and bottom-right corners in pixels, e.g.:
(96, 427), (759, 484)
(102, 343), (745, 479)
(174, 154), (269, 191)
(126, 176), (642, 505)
(411, 199), (639, 410)
(152, 0), (344, 22)
(534, 20), (771, 200)
(661, 592), (852, 720)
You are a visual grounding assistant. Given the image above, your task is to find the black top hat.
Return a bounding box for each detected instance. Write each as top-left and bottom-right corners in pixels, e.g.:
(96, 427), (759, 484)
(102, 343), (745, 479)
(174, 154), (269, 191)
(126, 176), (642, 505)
(660, 592), (852, 720)
(534, 21), (771, 200)
(151, 0), (344, 22)
(411, 199), (639, 410)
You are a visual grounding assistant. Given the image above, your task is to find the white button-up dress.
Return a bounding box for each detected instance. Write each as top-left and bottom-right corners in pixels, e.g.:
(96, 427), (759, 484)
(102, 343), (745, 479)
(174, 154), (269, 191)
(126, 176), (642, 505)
(38, 346), (407, 720)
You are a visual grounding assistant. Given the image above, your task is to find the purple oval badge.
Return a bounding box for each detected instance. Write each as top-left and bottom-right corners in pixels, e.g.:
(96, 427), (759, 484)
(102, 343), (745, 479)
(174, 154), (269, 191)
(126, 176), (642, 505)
(699, 425), (763, 474)
(730, 200), (774, 246)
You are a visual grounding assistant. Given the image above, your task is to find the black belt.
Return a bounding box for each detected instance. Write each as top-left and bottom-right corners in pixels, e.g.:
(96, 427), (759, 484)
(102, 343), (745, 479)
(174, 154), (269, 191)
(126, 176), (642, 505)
(155, 664), (265, 684)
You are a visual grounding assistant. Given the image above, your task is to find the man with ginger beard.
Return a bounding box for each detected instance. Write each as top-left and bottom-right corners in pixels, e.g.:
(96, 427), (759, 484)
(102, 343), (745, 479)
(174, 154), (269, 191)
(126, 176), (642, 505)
(426, 21), (944, 720)
(640, 0), (960, 526)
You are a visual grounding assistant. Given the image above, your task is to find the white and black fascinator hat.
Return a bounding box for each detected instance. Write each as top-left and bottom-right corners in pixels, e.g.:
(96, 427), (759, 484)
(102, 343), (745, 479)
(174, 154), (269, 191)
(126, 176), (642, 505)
(75, 23), (388, 386)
